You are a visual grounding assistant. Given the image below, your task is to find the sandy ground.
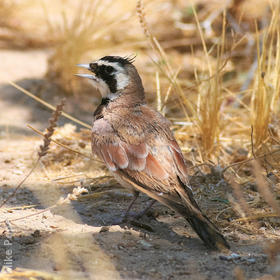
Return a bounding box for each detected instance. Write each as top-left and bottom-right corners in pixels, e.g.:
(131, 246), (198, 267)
(0, 49), (277, 280)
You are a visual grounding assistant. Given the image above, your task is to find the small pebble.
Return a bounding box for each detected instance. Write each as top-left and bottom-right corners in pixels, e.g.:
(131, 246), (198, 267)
(246, 258), (256, 264)
(138, 239), (152, 249)
(78, 141), (86, 148)
(32, 230), (40, 238)
(99, 226), (110, 233)
(219, 253), (241, 261)
(153, 244), (160, 249)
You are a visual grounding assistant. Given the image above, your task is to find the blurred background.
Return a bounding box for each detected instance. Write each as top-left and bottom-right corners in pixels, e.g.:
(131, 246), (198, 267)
(1, 0), (280, 279)
(1, 0), (279, 161)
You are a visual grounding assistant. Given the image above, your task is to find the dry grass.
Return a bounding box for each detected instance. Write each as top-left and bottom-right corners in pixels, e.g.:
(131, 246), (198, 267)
(251, 2), (280, 150)
(0, 1), (17, 28)
(0, 0), (54, 48)
(193, 8), (227, 157)
(2, 0), (280, 278)
(45, 0), (136, 94)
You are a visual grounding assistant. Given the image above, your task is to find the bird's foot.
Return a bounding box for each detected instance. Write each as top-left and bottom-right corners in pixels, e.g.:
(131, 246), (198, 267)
(111, 199), (156, 225)
(122, 200), (156, 222)
(122, 211), (145, 222)
(109, 212), (140, 225)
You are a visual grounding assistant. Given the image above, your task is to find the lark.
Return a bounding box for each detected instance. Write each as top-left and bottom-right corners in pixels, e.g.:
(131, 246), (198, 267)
(76, 56), (229, 250)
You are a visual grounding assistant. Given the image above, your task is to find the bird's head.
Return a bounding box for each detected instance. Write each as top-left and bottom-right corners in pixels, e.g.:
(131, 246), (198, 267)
(76, 55), (144, 102)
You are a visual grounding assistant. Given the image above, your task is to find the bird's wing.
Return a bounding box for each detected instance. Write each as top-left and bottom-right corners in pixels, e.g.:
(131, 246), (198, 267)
(91, 107), (189, 196)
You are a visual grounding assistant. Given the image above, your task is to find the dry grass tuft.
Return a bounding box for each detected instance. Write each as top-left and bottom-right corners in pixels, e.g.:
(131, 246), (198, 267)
(45, 0), (135, 94)
(0, 1), (17, 28)
(253, 160), (280, 215)
(193, 9), (227, 157)
(251, 2), (280, 150)
(136, 0), (195, 121)
(0, 1), (53, 48)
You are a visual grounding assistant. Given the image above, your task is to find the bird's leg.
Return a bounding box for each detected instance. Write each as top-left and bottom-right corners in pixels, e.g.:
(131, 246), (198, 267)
(122, 191), (156, 221)
(122, 191), (140, 221)
(134, 199), (156, 219)
(123, 196), (156, 221)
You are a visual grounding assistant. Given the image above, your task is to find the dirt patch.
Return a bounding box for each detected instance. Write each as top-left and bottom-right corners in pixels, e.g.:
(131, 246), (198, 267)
(0, 122), (276, 280)
(0, 50), (278, 280)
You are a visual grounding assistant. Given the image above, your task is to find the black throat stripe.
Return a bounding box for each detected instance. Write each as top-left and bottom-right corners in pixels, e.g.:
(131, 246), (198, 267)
(101, 98), (110, 106)
(93, 98), (110, 120)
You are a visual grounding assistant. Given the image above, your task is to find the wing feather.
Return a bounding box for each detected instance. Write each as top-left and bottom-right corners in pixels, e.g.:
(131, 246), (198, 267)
(100, 148), (117, 171)
(107, 144), (128, 169)
(98, 142), (169, 180)
(169, 140), (188, 179)
(144, 153), (169, 180)
(124, 143), (148, 158)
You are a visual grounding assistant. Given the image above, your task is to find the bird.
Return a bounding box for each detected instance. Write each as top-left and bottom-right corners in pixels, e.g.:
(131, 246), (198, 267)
(76, 55), (230, 250)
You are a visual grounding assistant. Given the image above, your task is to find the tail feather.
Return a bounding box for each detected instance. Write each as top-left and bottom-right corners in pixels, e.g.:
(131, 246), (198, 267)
(166, 199), (230, 250)
(186, 214), (230, 250)
(174, 178), (230, 250)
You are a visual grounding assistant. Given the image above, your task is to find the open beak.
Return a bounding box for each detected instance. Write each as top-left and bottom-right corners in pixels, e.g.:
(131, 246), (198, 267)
(76, 63), (90, 70)
(75, 73), (95, 79)
(75, 63), (97, 80)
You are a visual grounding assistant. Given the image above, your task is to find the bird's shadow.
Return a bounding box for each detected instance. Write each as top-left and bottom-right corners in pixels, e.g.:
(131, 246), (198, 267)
(50, 186), (206, 250)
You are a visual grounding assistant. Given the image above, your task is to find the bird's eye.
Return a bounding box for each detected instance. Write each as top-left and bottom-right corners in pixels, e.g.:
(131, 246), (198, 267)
(104, 66), (114, 74)
(89, 63), (98, 71)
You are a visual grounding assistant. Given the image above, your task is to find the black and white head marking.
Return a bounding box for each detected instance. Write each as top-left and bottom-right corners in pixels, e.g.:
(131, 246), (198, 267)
(76, 56), (135, 100)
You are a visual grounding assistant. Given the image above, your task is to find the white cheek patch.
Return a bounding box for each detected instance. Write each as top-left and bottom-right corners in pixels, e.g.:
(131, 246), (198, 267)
(88, 78), (110, 98)
(115, 72), (129, 91)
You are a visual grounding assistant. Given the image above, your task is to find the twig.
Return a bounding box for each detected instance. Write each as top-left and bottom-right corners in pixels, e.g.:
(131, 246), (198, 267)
(252, 160), (280, 216)
(222, 148), (280, 175)
(0, 100), (65, 208)
(0, 186), (87, 224)
(27, 124), (93, 159)
(216, 206), (232, 221)
(251, 125), (256, 158)
(1, 204), (57, 224)
(9, 81), (91, 129)
(155, 71), (161, 112)
(0, 159), (39, 208)
(3, 205), (38, 211)
(233, 213), (280, 222)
